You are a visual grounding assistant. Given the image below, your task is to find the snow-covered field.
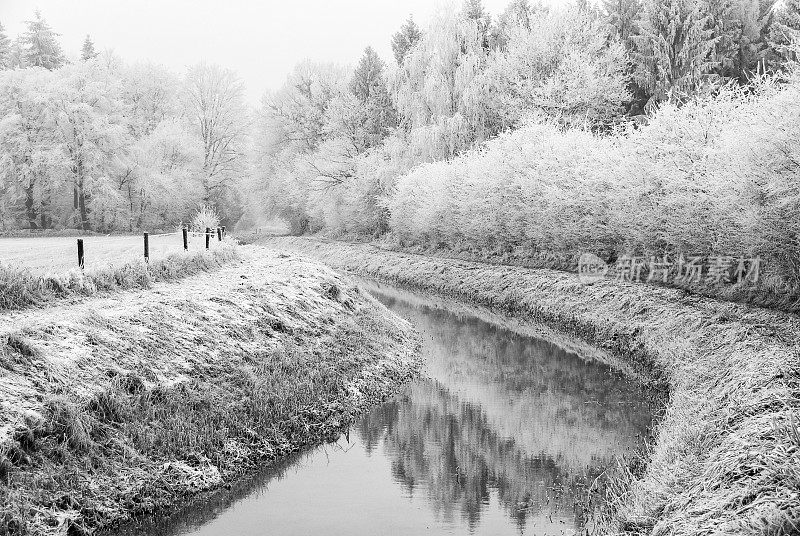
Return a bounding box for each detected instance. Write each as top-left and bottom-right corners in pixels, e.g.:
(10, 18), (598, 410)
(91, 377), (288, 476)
(0, 233), (224, 274)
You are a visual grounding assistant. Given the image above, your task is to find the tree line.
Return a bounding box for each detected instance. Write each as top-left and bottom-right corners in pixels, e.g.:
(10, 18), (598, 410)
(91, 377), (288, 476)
(1, 0), (799, 236)
(0, 12), (249, 232)
(251, 0), (800, 236)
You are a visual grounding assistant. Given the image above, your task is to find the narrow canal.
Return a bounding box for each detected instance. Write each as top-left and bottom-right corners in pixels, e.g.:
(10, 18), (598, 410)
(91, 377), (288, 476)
(120, 279), (656, 536)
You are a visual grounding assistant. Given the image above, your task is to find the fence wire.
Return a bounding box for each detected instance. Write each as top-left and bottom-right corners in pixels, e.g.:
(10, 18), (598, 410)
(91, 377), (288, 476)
(0, 229), (228, 275)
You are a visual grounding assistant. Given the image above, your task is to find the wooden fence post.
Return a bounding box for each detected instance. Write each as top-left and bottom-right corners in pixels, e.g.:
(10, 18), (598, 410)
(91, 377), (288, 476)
(217, 227), (222, 241)
(143, 232), (149, 263)
(205, 228), (211, 250)
(77, 239), (84, 269)
(182, 227), (188, 251)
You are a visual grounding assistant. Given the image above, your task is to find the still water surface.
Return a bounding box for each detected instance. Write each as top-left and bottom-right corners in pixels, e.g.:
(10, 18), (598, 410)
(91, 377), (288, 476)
(122, 280), (655, 536)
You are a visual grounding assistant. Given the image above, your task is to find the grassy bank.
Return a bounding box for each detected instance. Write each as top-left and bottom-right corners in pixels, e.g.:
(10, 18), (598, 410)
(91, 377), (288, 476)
(0, 245), (421, 535)
(259, 236), (800, 535)
(374, 236), (800, 316)
(0, 242), (237, 312)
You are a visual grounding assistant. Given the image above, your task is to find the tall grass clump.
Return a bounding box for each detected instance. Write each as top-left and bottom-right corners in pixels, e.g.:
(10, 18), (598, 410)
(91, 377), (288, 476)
(386, 73), (800, 311)
(0, 243), (238, 312)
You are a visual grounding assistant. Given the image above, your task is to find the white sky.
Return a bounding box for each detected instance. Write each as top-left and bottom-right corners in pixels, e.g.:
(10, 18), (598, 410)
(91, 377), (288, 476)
(0, 0), (569, 104)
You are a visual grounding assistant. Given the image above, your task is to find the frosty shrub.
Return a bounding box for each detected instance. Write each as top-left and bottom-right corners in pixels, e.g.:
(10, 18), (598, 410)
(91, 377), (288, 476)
(386, 72), (800, 300)
(192, 204), (221, 233)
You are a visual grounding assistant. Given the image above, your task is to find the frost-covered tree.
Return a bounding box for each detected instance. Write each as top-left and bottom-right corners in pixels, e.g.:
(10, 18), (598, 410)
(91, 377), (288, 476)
(768, 0), (800, 62)
(0, 53), (242, 231)
(50, 63), (128, 230)
(481, 7), (630, 130)
(0, 22), (10, 70)
(631, 0), (715, 106)
(350, 47), (384, 101)
(301, 50), (397, 195)
(21, 11), (65, 70)
(0, 64), (126, 231)
(391, 7), (492, 160)
(254, 57), (395, 233)
(81, 35), (98, 61)
(122, 62), (181, 138)
(111, 62), (199, 230)
(0, 69), (57, 228)
(263, 61), (345, 155)
(348, 47), (396, 148)
(184, 63), (249, 217)
(491, 0), (537, 49)
(249, 0), (800, 242)
(462, 0), (492, 49)
(705, 0), (738, 64)
(501, 0), (534, 29)
(7, 38), (26, 69)
(604, 0), (642, 44)
(701, 0), (776, 82)
(391, 17), (422, 65)
(123, 118), (202, 230)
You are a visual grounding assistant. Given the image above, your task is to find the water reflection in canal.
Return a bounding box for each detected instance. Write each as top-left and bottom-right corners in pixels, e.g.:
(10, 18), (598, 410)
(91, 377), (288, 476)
(120, 280), (655, 536)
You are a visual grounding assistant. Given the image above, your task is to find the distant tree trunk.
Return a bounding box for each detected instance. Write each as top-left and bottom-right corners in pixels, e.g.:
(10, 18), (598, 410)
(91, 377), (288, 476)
(24, 183), (37, 229)
(40, 184), (51, 229)
(73, 156), (91, 231)
(137, 189), (149, 229)
(78, 183), (89, 231)
(201, 174), (211, 205)
(128, 185), (135, 232)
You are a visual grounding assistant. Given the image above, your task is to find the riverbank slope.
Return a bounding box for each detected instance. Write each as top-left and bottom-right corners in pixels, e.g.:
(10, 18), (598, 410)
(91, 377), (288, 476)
(0, 245), (421, 535)
(258, 236), (800, 536)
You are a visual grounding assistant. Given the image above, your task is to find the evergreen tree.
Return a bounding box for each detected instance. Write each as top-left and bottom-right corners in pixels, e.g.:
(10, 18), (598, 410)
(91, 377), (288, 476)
(462, 0), (487, 20)
(704, 0), (739, 74)
(391, 17), (422, 65)
(491, 0), (542, 50)
(0, 22), (10, 69)
(631, 0), (715, 106)
(604, 0), (642, 45)
(462, 0), (492, 50)
(22, 10), (66, 70)
(349, 47), (383, 101)
(348, 47), (396, 148)
(768, 0), (800, 62)
(7, 38), (26, 69)
(502, 0), (533, 29)
(702, 0), (774, 82)
(81, 34), (98, 61)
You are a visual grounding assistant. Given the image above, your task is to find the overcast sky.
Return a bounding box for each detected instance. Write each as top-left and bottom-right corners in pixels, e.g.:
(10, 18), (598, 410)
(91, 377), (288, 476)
(0, 0), (566, 105)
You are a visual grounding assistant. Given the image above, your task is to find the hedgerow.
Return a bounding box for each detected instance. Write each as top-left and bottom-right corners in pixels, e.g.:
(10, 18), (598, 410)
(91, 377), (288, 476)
(386, 74), (800, 310)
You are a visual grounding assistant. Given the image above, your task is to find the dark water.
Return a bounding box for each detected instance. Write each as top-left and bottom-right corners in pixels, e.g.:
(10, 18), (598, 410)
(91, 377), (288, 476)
(120, 280), (655, 536)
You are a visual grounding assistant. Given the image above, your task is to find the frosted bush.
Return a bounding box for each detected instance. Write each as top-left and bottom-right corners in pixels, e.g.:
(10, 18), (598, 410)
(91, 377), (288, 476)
(386, 73), (800, 290)
(191, 204), (220, 233)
